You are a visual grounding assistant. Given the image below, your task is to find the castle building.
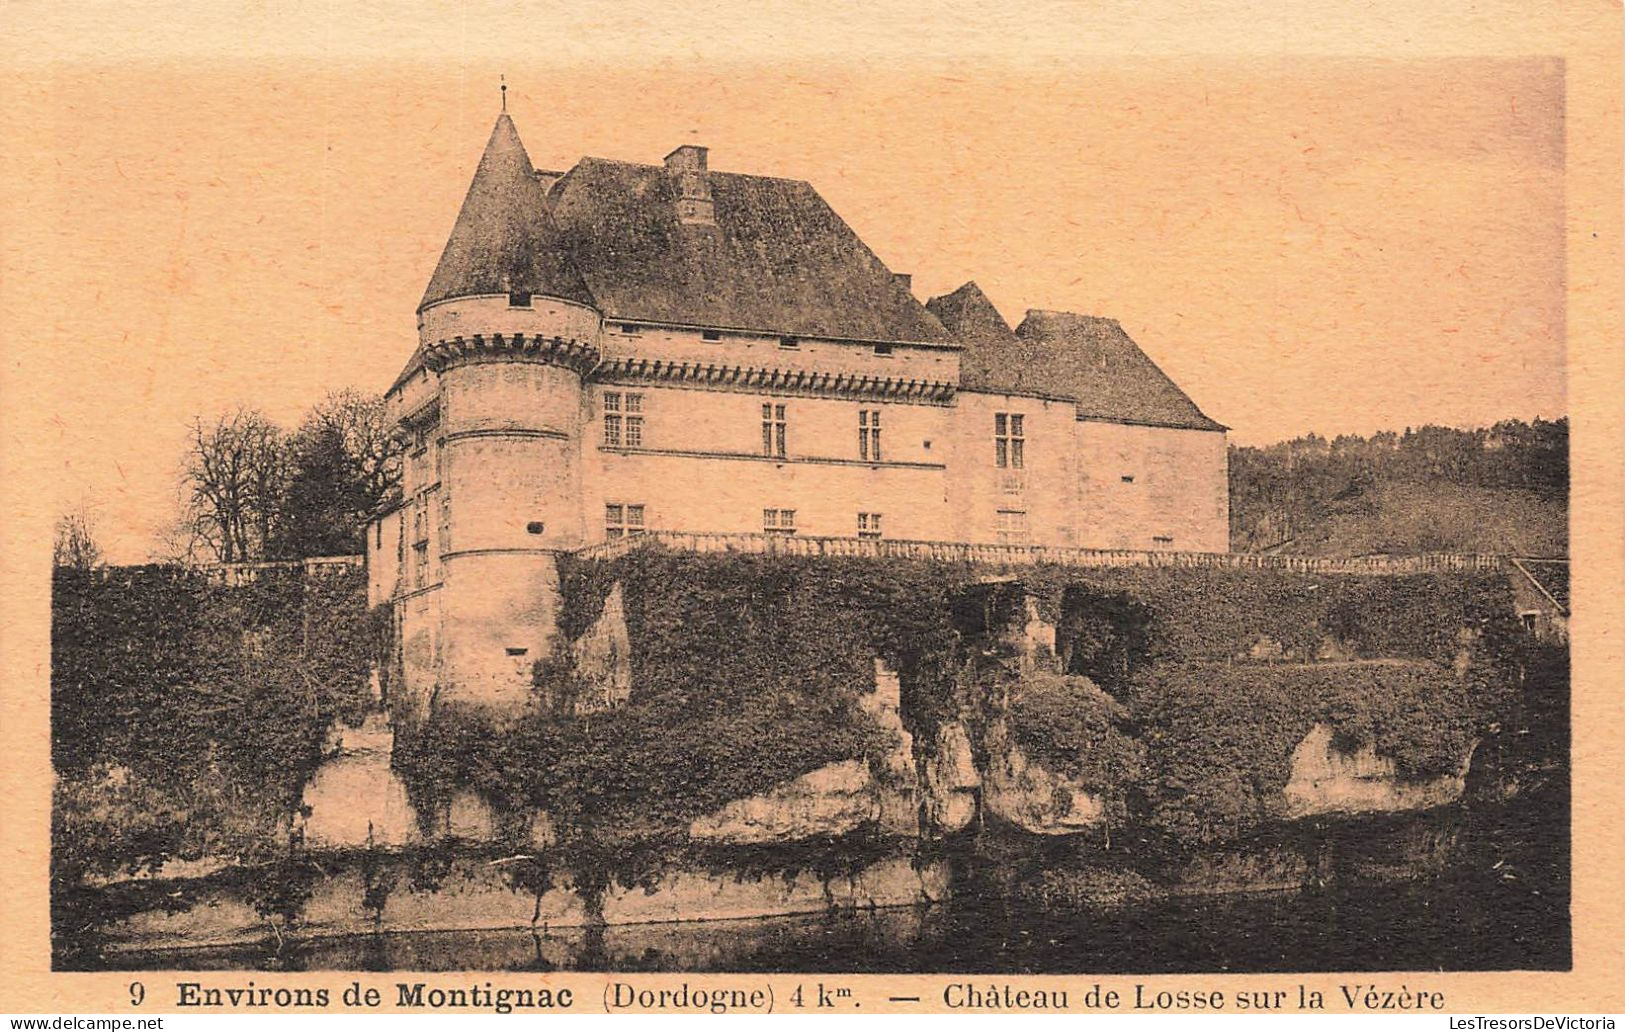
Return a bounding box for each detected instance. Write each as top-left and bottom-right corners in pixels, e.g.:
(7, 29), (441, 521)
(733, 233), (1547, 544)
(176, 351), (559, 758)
(368, 111), (1228, 712)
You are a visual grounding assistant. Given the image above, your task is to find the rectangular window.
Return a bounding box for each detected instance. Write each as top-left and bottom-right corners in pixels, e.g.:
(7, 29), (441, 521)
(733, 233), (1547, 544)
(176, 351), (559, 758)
(438, 495), (451, 556)
(763, 508), (797, 535)
(624, 392), (644, 447)
(873, 343), (894, 356)
(605, 503), (647, 539)
(508, 291), (532, 308)
(603, 391), (644, 447)
(1152, 535), (1174, 546)
(762, 403), (787, 458)
(858, 512), (883, 539)
(996, 509), (1028, 546)
(858, 409), (883, 461)
(702, 329), (722, 341)
(779, 336), (800, 350)
(995, 412), (1025, 469)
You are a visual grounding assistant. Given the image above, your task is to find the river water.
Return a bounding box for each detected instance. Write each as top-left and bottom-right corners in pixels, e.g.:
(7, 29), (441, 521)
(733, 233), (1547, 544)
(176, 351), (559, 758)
(108, 872), (1567, 973)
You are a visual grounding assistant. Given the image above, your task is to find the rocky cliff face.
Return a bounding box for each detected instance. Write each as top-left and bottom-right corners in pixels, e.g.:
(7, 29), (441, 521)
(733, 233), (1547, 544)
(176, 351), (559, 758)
(1282, 722), (1474, 818)
(298, 713), (420, 849)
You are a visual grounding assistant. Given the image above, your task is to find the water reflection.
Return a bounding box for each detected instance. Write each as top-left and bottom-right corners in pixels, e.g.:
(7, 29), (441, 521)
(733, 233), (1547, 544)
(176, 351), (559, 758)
(108, 874), (1566, 973)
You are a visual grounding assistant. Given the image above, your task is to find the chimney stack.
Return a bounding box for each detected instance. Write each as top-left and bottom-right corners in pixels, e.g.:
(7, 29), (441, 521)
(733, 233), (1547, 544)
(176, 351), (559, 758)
(664, 145), (715, 226)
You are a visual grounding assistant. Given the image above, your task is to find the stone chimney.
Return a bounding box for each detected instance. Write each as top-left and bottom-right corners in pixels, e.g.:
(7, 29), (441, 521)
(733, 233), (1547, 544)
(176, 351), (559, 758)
(665, 145), (715, 226)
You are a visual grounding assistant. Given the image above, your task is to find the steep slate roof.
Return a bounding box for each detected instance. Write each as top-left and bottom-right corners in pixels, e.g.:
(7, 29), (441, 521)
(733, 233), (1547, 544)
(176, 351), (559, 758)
(545, 157), (951, 344)
(924, 281), (1016, 343)
(419, 114), (594, 312)
(924, 282), (1224, 432)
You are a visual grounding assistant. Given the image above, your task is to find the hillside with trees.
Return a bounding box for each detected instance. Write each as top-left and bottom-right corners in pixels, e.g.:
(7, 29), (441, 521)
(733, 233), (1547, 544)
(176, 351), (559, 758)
(1229, 418), (1568, 557)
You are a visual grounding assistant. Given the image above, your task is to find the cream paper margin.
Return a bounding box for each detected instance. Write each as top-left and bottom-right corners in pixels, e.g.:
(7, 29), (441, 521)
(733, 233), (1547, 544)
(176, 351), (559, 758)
(0, 0), (1619, 1015)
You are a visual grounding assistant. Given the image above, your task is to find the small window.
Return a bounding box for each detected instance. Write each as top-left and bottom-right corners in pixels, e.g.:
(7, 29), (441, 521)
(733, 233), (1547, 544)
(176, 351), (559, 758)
(1153, 535), (1174, 546)
(996, 509), (1028, 546)
(779, 336), (800, 350)
(606, 503), (646, 539)
(761, 402), (787, 458)
(1121, 475), (1135, 484)
(1520, 612), (1539, 632)
(858, 409), (882, 461)
(763, 508), (797, 535)
(375, 522), (382, 548)
(858, 512), (883, 539)
(995, 412), (1025, 469)
(527, 521), (545, 535)
(620, 323), (640, 334)
(702, 329), (722, 341)
(506, 647), (529, 657)
(873, 343), (894, 356)
(508, 291), (533, 308)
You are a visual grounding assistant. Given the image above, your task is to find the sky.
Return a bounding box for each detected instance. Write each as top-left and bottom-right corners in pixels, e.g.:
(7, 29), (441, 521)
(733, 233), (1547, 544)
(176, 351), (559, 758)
(1, 1), (1574, 562)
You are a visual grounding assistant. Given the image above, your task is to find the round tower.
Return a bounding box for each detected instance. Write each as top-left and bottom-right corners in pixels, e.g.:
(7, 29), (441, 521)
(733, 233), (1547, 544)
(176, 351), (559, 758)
(414, 111), (602, 714)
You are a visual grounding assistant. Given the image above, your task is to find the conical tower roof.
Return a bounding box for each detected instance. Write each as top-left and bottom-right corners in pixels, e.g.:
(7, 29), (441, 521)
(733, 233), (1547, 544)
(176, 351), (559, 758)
(418, 113), (594, 312)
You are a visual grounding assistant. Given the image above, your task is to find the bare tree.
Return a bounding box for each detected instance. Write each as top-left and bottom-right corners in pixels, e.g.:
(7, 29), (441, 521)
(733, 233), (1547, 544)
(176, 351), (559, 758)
(182, 410), (290, 563)
(52, 508), (102, 570)
(300, 389), (403, 520)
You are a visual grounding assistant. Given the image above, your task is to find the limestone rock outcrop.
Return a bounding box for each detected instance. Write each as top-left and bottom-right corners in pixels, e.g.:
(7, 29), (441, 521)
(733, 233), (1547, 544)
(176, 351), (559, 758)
(923, 722), (980, 834)
(982, 720), (1105, 835)
(569, 581), (633, 713)
(298, 713), (421, 849)
(1282, 722), (1474, 818)
(688, 759), (877, 844)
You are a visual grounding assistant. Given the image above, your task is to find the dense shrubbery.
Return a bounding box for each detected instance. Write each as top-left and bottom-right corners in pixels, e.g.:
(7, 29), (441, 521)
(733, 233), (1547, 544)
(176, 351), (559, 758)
(1006, 671), (1144, 808)
(1128, 660), (1482, 849)
(51, 565), (374, 876)
(1024, 565), (1517, 666)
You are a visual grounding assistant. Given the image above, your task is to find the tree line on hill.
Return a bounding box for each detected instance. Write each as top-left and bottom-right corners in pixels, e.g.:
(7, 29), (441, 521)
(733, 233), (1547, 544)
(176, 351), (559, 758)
(1228, 418), (1568, 555)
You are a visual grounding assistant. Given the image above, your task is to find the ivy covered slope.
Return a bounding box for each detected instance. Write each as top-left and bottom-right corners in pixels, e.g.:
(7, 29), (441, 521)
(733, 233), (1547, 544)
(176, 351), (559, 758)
(51, 566), (377, 879)
(392, 551), (965, 850)
(1012, 569), (1527, 849)
(397, 550), (1530, 861)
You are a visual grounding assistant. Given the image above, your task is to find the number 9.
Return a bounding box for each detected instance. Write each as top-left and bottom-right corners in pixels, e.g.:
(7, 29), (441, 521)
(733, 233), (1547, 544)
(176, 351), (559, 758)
(129, 982), (145, 1007)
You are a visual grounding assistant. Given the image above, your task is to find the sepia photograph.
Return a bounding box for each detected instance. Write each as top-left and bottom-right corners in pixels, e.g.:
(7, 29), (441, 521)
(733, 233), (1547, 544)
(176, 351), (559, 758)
(4, 0), (1619, 1013)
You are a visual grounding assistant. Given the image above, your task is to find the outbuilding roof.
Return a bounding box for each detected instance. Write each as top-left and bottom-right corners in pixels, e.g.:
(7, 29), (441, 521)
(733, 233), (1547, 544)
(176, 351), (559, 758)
(927, 282), (1224, 432)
